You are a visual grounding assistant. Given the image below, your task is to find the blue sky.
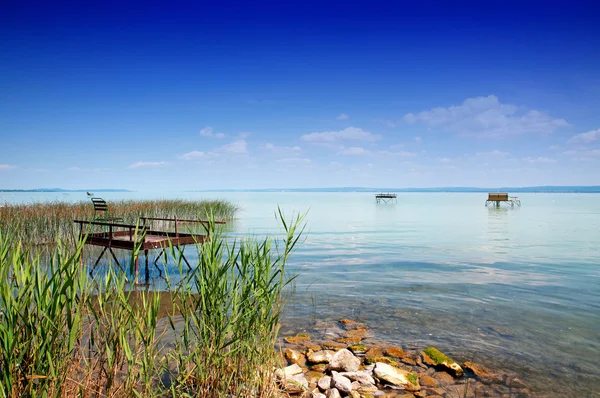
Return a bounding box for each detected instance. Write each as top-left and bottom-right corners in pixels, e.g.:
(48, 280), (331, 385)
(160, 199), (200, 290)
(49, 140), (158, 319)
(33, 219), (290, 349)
(1, 1), (599, 190)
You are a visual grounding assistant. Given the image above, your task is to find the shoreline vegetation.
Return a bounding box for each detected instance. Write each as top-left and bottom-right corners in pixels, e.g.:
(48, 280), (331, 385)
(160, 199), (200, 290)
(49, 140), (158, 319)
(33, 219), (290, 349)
(0, 199), (238, 247)
(0, 210), (304, 397)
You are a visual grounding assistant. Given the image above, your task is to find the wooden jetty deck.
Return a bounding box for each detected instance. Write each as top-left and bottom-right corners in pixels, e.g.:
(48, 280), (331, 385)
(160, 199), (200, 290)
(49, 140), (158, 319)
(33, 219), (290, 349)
(375, 192), (397, 204)
(485, 193), (521, 207)
(74, 217), (225, 283)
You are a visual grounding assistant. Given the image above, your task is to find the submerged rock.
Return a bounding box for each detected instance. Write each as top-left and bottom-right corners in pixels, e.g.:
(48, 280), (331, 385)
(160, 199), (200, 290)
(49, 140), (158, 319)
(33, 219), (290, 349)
(284, 334), (312, 344)
(421, 346), (464, 377)
(329, 349), (361, 372)
(373, 362), (421, 391)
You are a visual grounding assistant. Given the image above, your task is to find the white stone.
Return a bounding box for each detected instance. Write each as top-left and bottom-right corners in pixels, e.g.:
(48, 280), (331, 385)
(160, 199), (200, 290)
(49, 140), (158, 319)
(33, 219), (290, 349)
(331, 371), (353, 394)
(317, 375), (332, 391)
(325, 388), (341, 398)
(339, 370), (376, 385)
(308, 350), (336, 364)
(329, 349), (360, 372)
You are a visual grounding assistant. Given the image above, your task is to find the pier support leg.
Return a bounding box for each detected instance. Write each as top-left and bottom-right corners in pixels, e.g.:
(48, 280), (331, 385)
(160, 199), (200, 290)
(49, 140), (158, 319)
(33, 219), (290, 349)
(145, 249), (149, 284)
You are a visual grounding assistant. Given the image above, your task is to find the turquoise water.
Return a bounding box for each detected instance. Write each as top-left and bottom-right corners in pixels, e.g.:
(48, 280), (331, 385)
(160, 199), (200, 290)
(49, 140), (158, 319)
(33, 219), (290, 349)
(3, 191), (599, 397)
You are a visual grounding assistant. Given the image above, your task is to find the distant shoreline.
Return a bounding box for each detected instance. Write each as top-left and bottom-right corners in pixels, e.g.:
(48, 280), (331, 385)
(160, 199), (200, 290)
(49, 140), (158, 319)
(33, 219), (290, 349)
(2, 186), (600, 193)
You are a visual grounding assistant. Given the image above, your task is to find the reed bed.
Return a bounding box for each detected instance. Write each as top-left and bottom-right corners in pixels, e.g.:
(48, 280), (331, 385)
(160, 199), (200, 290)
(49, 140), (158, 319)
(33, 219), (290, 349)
(0, 199), (238, 247)
(0, 210), (304, 398)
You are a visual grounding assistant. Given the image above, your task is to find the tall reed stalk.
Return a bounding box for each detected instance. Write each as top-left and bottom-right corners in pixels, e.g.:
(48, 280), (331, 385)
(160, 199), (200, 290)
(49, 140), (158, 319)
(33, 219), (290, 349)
(0, 209), (303, 398)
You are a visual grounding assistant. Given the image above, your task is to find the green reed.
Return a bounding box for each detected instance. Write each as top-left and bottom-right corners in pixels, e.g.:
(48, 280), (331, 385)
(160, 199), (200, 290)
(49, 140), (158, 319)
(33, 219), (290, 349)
(0, 199), (238, 247)
(0, 209), (303, 398)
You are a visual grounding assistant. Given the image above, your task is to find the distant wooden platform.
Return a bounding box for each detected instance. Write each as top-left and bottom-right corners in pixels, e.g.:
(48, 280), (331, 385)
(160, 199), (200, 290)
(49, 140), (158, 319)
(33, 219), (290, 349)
(485, 193), (521, 208)
(74, 217), (225, 283)
(375, 193), (397, 204)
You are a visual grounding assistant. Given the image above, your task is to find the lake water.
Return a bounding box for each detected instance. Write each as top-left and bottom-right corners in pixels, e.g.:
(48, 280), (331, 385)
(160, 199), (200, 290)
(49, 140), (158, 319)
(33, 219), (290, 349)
(2, 191), (599, 397)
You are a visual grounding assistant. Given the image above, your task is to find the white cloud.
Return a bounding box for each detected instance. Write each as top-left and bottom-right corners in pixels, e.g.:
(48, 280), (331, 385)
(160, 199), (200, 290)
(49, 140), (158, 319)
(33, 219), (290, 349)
(438, 157), (454, 163)
(128, 161), (168, 169)
(563, 150), (577, 156)
(340, 147), (369, 155)
(0, 164), (15, 170)
(378, 150), (417, 157)
(275, 157), (312, 165)
(301, 127), (381, 143)
(414, 136), (422, 143)
(523, 157), (557, 164)
(200, 126), (226, 139)
(568, 128), (600, 144)
(179, 151), (206, 160)
(220, 140), (247, 154)
(403, 95), (568, 137)
(337, 113), (349, 120)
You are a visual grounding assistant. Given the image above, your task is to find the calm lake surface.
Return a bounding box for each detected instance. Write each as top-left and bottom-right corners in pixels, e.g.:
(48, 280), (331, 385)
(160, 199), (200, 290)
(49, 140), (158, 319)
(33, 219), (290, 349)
(3, 191), (599, 397)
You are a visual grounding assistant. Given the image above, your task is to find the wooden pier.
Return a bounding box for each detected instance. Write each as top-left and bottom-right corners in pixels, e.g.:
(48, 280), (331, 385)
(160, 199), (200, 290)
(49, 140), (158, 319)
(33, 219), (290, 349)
(74, 217), (225, 283)
(375, 192), (397, 204)
(485, 193), (521, 208)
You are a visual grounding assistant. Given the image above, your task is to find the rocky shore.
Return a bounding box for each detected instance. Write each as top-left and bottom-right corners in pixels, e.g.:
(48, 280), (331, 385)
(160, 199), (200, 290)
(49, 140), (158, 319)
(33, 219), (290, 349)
(275, 319), (532, 398)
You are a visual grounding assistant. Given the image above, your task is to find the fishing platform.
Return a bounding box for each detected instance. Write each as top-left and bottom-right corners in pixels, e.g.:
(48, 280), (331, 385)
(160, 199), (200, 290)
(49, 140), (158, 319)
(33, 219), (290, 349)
(375, 192), (397, 204)
(485, 193), (521, 207)
(74, 217), (225, 283)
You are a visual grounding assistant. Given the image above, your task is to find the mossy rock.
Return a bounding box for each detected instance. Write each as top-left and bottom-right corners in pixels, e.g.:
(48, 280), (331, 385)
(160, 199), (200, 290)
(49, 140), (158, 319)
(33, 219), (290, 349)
(364, 356), (399, 367)
(421, 346), (463, 377)
(348, 343), (366, 354)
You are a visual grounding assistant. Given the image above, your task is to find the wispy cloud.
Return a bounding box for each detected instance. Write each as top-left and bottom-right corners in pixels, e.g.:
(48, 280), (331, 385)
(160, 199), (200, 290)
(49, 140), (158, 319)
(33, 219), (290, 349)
(403, 95), (568, 138)
(0, 164), (16, 170)
(301, 127), (381, 143)
(568, 128), (599, 144)
(264, 143), (301, 156)
(178, 151), (206, 160)
(200, 126), (226, 139)
(340, 146), (369, 155)
(378, 150), (417, 157)
(476, 149), (510, 157)
(128, 161), (168, 169)
(523, 157), (557, 164)
(220, 140), (247, 154)
(336, 113), (349, 120)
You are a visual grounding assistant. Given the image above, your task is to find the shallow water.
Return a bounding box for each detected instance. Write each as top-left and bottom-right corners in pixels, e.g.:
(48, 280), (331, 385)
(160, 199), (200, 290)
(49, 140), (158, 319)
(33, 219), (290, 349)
(3, 191), (599, 397)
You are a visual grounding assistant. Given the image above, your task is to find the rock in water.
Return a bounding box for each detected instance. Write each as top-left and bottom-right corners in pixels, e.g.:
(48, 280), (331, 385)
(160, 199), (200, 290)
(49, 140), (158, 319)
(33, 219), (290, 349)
(373, 362), (421, 391)
(329, 349), (361, 372)
(421, 346), (464, 377)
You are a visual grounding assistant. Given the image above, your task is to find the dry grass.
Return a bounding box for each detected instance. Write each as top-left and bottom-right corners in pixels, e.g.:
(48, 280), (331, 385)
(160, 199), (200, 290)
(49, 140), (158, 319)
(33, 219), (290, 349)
(0, 199), (238, 247)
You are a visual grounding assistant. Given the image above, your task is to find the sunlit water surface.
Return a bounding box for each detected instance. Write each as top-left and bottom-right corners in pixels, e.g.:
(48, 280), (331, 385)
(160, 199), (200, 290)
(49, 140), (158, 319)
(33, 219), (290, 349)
(3, 191), (599, 397)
